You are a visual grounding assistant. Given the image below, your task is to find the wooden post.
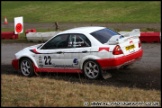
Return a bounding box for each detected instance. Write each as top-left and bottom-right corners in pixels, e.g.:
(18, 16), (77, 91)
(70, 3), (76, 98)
(55, 22), (59, 31)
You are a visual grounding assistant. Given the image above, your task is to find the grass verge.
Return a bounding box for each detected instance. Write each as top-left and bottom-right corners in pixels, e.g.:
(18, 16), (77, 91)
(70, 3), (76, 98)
(1, 74), (161, 107)
(1, 1), (160, 23)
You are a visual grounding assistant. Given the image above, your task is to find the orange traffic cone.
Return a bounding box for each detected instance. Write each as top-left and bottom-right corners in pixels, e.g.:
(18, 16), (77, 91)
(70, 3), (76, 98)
(4, 16), (8, 24)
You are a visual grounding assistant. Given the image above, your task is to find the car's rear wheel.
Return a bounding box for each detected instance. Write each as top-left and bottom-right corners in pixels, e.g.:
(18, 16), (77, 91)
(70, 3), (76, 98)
(83, 60), (101, 80)
(20, 58), (35, 77)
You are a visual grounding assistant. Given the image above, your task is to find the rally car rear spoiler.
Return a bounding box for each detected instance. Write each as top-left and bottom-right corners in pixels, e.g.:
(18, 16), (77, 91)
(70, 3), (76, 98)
(107, 29), (140, 45)
(119, 29), (140, 37)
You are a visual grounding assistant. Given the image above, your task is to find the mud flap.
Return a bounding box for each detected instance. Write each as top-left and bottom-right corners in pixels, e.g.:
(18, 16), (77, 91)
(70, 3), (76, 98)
(101, 70), (112, 79)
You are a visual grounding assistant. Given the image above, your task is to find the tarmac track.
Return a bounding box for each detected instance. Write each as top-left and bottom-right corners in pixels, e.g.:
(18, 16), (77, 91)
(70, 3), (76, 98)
(1, 43), (161, 90)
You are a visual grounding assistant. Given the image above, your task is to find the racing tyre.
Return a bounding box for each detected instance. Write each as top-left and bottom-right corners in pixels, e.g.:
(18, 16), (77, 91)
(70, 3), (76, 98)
(83, 60), (101, 80)
(20, 58), (35, 77)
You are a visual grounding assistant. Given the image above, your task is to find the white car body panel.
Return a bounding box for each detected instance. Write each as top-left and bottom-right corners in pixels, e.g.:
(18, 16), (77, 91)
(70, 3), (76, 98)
(12, 26), (143, 76)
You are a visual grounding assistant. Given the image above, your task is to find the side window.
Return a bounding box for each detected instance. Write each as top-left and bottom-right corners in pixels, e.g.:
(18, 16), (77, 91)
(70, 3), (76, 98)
(68, 34), (91, 48)
(41, 34), (69, 49)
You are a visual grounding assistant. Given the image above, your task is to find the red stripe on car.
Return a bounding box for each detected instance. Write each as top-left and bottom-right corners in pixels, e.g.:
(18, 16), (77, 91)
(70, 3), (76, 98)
(33, 65), (82, 73)
(98, 47), (109, 52)
(97, 49), (143, 69)
(30, 49), (40, 54)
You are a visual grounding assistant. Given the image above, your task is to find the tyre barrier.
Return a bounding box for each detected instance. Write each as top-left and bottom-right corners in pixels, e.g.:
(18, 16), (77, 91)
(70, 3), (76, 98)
(1, 31), (18, 39)
(119, 30), (161, 43)
(140, 32), (161, 43)
(26, 30), (161, 43)
(25, 29), (36, 36)
(26, 31), (60, 42)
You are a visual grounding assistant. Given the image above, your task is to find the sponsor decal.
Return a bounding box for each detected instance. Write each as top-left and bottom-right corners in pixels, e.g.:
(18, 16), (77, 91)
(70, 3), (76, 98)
(73, 58), (78, 65)
(129, 40), (133, 44)
(38, 56), (43, 67)
(52, 64), (74, 68)
(119, 35), (124, 39)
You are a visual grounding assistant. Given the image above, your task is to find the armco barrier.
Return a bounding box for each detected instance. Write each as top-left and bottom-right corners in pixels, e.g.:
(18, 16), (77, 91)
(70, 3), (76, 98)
(1, 31), (18, 39)
(26, 31), (60, 42)
(140, 32), (161, 43)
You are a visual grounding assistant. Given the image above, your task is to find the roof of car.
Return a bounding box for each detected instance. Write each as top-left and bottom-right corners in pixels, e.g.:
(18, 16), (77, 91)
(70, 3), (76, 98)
(58, 26), (106, 34)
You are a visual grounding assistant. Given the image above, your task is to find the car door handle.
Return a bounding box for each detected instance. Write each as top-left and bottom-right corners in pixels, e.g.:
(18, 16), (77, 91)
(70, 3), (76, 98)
(82, 50), (88, 53)
(56, 51), (63, 54)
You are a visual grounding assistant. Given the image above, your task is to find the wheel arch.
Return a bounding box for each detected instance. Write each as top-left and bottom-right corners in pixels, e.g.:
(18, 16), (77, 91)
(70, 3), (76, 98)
(19, 56), (38, 69)
(79, 55), (100, 70)
(19, 56), (36, 77)
(82, 58), (102, 80)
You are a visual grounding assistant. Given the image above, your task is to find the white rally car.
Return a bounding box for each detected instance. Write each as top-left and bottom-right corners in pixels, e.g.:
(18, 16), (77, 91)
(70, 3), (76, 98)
(12, 26), (143, 79)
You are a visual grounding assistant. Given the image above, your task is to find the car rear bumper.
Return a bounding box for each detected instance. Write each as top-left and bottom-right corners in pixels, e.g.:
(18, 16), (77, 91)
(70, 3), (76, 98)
(12, 59), (19, 70)
(97, 49), (143, 70)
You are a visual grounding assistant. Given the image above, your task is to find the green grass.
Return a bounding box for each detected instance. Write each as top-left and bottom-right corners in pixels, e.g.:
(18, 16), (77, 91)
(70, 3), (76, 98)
(1, 74), (161, 107)
(1, 1), (161, 23)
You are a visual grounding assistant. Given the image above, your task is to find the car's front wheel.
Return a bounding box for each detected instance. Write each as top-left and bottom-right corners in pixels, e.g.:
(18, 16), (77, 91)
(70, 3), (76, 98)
(20, 58), (35, 77)
(83, 60), (101, 80)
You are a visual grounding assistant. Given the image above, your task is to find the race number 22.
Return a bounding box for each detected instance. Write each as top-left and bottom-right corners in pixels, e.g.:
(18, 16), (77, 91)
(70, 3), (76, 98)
(44, 56), (52, 65)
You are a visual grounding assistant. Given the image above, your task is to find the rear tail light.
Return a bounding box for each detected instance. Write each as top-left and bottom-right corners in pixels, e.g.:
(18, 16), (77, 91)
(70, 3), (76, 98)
(113, 45), (123, 55)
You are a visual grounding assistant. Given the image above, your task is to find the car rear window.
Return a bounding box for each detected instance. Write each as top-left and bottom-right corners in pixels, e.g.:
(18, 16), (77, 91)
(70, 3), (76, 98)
(90, 28), (119, 43)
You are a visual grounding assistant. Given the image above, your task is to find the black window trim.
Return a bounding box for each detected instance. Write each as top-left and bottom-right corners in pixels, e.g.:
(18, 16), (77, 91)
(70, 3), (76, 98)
(39, 33), (91, 50)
